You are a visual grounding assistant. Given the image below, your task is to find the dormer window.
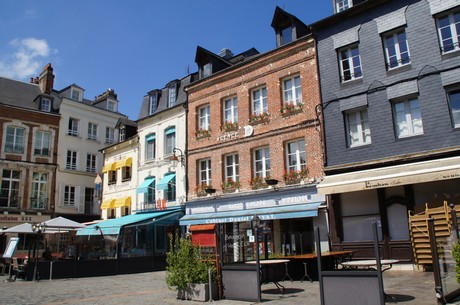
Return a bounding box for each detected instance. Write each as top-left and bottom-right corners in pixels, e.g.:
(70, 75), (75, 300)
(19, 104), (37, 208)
(336, 0), (352, 13)
(40, 98), (52, 112)
(200, 62), (212, 79)
(149, 93), (158, 115)
(71, 87), (83, 101)
(168, 83), (177, 107)
(107, 99), (117, 112)
(119, 127), (126, 142)
(281, 26), (293, 45)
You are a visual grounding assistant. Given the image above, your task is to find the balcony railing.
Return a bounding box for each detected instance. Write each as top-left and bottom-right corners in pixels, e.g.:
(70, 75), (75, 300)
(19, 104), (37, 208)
(0, 196), (20, 208)
(5, 144), (24, 154)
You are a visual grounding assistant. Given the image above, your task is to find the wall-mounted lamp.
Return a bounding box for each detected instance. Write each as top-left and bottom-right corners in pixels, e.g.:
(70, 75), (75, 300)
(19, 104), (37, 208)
(170, 148), (185, 167)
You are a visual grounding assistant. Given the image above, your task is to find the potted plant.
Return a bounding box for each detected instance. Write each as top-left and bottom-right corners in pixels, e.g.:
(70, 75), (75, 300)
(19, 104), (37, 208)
(249, 176), (268, 189)
(249, 112), (270, 125)
(283, 169), (308, 184)
(221, 178), (240, 193)
(166, 235), (217, 301)
(280, 101), (303, 116)
(195, 128), (211, 139)
(221, 121), (239, 132)
(195, 183), (214, 197)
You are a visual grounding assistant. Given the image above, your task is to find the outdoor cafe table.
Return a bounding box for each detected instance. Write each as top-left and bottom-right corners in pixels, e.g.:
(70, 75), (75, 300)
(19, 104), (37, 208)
(340, 259), (399, 272)
(245, 259), (290, 294)
(284, 250), (354, 272)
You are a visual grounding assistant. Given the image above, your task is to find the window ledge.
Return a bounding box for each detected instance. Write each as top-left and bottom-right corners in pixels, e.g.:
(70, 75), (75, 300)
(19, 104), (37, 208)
(249, 118), (270, 126)
(340, 77), (363, 88)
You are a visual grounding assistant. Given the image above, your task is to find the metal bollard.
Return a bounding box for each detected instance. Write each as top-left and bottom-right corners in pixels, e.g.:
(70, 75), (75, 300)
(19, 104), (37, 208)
(208, 268), (213, 302)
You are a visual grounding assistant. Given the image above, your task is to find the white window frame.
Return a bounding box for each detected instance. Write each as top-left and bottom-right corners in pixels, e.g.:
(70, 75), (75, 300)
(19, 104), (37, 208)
(285, 139), (307, 172)
(251, 87), (268, 115)
(168, 84), (177, 107)
(338, 44), (362, 82)
(66, 150), (78, 170)
(86, 154), (97, 173)
(5, 126), (25, 154)
(105, 127), (115, 144)
(448, 88), (460, 128)
(34, 131), (51, 156)
(336, 0), (352, 13)
(283, 75), (302, 105)
(88, 122), (98, 141)
(119, 127), (126, 142)
(1, 169), (20, 208)
(146, 134), (156, 160)
(107, 99), (116, 112)
(198, 105), (211, 130)
(32, 172), (48, 209)
(71, 88), (82, 101)
(149, 93), (158, 115)
(223, 97), (238, 124)
(383, 29), (411, 69)
(199, 159), (212, 186)
(393, 97), (424, 138)
(64, 185), (76, 206)
(225, 153), (239, 182)
(436, 10), (460, 54)
(253, 146), (270, 178)
(41, 98), (51, 112)
(68, 118), (79, 136)
(201, 62), (212, 79)
(346, 109), (371, 147)
(165, 127), (175, 155)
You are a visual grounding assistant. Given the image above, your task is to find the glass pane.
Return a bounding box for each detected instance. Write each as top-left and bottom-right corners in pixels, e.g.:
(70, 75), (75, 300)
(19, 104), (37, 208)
(387, 203), (410, 240)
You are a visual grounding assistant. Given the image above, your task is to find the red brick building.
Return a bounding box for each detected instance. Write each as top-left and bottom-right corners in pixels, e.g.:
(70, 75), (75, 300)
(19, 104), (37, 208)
(181, 7), (327, 264)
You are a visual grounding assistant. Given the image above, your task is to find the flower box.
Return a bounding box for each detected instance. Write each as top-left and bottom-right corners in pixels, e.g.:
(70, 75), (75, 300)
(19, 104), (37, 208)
(221, 121), (239, 132)
(280, 101), (303, 117)
(196, 128), (211, 139)
(249, 112), (270, 125)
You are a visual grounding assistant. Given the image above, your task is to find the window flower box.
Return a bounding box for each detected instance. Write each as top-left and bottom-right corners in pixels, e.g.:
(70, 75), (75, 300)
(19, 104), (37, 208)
(249, 176), (269, 189)
(280, 101), (303, 117)
(283, 169), (308, 184)
(196, 128), (211, 139)
(221, 179), (240, 193)
(195, 183), (214, 197)
(249, 112), (270, 125)
(221, 121), (239, 132)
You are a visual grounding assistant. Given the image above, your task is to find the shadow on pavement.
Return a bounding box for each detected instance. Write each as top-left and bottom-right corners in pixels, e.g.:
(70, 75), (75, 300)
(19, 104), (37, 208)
(262, 288), (304, 295)
(386, 294), (416, 302)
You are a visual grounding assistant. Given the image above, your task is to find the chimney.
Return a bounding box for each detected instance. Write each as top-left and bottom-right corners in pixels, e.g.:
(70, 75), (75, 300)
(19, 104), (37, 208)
(38, 63), (54, 94)
(218, 48), (233, 59)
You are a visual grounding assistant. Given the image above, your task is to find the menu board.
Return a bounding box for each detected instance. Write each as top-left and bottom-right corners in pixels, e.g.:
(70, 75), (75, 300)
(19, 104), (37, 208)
(3, 237), (20, 259)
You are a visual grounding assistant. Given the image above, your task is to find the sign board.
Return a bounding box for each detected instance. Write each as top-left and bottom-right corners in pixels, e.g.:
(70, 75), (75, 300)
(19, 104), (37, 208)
(3, 237), (20, 259)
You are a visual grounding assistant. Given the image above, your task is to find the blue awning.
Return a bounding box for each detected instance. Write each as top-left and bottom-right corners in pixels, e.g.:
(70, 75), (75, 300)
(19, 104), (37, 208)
(136, 177), (155, 194)
(157, 173), (176, 190)
(179, 202), (321, 226)
(146, 134), (155, 141)
(76, 209), (181, 236)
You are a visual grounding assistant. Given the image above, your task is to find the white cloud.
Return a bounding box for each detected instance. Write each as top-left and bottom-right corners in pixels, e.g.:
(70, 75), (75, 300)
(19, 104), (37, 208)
(0, 38), (54, 80)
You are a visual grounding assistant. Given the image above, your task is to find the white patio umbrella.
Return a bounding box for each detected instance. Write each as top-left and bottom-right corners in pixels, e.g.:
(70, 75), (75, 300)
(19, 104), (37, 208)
(0, 223), (34, 234)
(39, 217), (86, 254)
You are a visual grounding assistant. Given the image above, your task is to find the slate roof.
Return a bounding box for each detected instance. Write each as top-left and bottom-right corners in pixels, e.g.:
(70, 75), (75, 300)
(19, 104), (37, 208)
(137, 72), (199, 121)
(0, 77), (44, 110)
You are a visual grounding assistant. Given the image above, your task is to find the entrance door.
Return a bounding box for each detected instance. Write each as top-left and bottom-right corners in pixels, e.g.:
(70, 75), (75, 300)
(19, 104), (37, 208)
(385, 197), (412, 261)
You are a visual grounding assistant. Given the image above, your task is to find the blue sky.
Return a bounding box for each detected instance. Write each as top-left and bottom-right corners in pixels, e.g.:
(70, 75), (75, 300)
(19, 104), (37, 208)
(0, 1), (333, 120)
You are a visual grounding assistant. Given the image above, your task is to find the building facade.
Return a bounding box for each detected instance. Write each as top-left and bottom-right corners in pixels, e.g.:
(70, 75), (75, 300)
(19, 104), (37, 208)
(313, 0), (460, 261)
(181, 7), (327, 263)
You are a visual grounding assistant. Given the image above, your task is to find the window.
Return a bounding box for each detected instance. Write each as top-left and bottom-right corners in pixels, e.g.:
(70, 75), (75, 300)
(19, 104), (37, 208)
(336, 0), (352, 12)
(108, 170), (117, 185)
(86, 154), (97, 173)
(165, 127), (175, 155)
(251, 87), (268, 115)
(0, 169), (20, 208)
(88, 123), (98, 141)
(122, 166), (131, 181)
(107, 100), (116, 112)
(436, 10), (460, 53)
(68, 118), (79, 136)
(338, 45), (362, 82)
(149, 94), (158, 115)
(166, 176), (176, 202)
(71, 88), (82, 101)
(199, 105), (210, 130)
(200, 62), (212, 79)
(145, 177), (155, 204)
(40, 98), (51, 112)
(283, 75), (302, 105)
(225, 154), (239, 182)
(34, 131), (51, 156)
(281, 26), (292, 45)
(448, 89), (460, 128)
(254, 147), (270, 178)
(64, 185), (76, 206)
(146, 133), (156, 160)
(119, 127), (126, 142)
(224, 97), (238, 124)
(199, 159), (212, 185)
(5, 126), (25, 154)
(383, 29), (410, 69)
(346, 109), (371, 147)
(31, 172), (48, 209)
(393, 97), (423, 138)
(105, 127), (115, 144)
(168, 84), (177, 107)
(66, 150), (77, 170)
(286, 139), (307, 172)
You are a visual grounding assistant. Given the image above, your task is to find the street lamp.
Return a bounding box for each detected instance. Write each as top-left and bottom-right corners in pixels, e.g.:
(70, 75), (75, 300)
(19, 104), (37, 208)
(251, 214), (261, 302)
(170, 148), (185, 167)
(31, 223), (45, 281)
